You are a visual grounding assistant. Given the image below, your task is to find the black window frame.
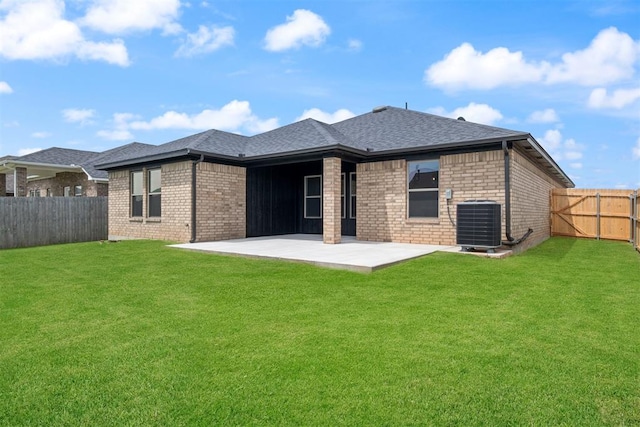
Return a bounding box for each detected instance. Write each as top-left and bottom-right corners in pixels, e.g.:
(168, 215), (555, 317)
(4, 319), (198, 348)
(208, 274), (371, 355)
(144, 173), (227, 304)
(131, 170), (143, 217)
(147, 168), (161, 218)
(407, 159), (439, 218)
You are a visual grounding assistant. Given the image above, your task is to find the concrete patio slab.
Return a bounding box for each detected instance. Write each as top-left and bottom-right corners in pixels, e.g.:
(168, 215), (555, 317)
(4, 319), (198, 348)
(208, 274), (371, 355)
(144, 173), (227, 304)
(170, 234), (459, 272)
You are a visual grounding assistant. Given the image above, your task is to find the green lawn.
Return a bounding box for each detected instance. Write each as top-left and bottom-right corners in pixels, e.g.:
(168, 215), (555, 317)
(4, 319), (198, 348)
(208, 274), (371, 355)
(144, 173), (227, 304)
(1, 238), (638, 426)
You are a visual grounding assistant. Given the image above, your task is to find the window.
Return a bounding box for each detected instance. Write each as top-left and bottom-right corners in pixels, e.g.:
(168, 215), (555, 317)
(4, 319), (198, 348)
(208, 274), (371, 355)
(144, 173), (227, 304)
(131, 171), (143, 217)
(304, 175), (322, 219)
(341, 173), (346, 219)
(63, 186), (71, 197)
(148, 169), (161, 217)
(407, 160), (439, 218)
(349, 172), (356, 219)
(74, 185), (82, 197)
(46, 188), (52, 197)
(35, 189), (41, 197)
(29, 189), (35, 197)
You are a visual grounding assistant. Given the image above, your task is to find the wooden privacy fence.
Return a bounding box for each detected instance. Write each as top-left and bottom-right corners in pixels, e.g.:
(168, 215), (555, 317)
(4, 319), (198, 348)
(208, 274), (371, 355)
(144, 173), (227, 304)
(0, 197), (108, 250)
(551, 189), (638, 247)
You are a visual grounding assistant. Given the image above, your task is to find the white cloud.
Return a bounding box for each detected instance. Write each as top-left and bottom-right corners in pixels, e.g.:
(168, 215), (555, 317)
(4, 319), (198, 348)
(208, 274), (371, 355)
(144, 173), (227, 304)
(264, 9), (330, 52)
(425, 43), (547, 90)
(425, 27), (639, 90)
(0, 0), (130, 66)
(538, 130), (585, 163)
(62, 108), (96, 124)
(296, 108), (356, 123)
(80, 0), (182, 35)
(347, 39), (362, 52)
(0, 81), (13, 94)
(125, 100), (279, 135)
(545, 27), (639, 86)
(427, 102), (503, 126)
(588, 87), (640, 109)
(31, 131), (51, 138)
(539, 129), (563, 151)
(97, 113), (136, 141)
(527, 108), (559, 123)
(633, 137), (640, 160)
(18, 148), (42, 156)
(175, 25), (234, 57)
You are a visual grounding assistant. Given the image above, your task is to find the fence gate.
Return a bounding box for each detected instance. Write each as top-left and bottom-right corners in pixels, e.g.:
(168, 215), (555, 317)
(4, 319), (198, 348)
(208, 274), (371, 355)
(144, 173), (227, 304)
(551, 189), (636, 242)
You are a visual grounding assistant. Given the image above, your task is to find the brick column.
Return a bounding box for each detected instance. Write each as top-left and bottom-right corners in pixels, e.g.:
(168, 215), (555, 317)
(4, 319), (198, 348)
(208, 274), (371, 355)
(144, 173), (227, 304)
(0, 173), (5, 197)
(323, 157), (342, 244)
(15, 167), (27, 197)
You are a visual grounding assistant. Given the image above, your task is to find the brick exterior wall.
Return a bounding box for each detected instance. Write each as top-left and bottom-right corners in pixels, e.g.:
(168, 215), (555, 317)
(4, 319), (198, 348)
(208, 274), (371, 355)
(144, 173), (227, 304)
(25, 172), (104, 197)
(0, 173), (5, 197)
(195, 162), (246, 242)
(15, 167), (27, 197)
(323, 157), (342, 244)
(357, 151), (506, 246)
(510, 147), (567, 252)
(356, 149), (567, 250)
(108, 161), (192, 242)
(108, 160), (245, 243)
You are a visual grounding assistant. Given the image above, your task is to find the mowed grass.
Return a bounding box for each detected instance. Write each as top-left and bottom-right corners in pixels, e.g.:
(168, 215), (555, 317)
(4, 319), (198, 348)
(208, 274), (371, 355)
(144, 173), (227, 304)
(0, 238), (638, 426)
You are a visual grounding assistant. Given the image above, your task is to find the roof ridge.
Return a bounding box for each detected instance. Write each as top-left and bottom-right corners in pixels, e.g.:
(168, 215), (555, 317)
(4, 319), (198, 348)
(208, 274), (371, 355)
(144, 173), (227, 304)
(307, 119), (341, 145)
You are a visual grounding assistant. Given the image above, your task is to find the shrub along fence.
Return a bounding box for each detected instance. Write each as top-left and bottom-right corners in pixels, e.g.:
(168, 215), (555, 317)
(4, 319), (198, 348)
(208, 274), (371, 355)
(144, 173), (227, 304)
(0, 197), (107, 250)
(551, 189), (639, 251)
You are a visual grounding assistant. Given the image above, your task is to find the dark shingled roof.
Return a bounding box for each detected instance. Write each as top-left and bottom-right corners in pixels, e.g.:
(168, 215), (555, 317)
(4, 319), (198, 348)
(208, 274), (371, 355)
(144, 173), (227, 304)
(18, 147), (99, 167)
(247, 119), (352, 156)
(93, 106), (572, 187)
(2, 143), (154, 181)
(332, 107), (527, 152)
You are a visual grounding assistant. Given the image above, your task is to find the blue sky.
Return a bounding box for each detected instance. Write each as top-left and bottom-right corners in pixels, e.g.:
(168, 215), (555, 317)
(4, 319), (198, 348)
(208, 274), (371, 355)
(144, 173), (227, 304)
(1, 0), (639, 189)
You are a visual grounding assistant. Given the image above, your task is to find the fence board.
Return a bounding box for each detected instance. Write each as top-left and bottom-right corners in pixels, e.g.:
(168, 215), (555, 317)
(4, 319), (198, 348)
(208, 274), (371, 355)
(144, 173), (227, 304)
(0, 197), (107, 250)
(635, 189), (639, 252)
(551, 189), (634, 242)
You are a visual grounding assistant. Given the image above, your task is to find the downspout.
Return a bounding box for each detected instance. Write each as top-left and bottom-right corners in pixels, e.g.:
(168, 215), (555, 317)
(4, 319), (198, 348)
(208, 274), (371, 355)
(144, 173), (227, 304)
(190, 154), (204, 243)
(502, 140), (533, 246)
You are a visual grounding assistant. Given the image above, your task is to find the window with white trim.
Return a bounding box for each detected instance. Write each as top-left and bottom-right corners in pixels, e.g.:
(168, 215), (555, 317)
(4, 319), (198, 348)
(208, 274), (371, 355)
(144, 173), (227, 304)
(407, 160), (439, 218)
(349, 172), (356, 219)
(63, 186), (71, 197)
(341, 173), (346, 219)
(148, 168), (161, 217)
(74, 185), (82, 197)
(304, 175), (322, 219)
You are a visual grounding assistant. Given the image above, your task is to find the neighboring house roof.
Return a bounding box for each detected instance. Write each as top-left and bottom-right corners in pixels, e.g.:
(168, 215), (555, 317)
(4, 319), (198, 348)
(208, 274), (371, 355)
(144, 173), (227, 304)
(95, 106), (574, 187)
(0, 142), (154, 183)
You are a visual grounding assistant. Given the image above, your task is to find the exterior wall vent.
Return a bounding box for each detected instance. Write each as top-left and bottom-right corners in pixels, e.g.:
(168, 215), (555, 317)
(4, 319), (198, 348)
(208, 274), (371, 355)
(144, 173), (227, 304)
(456, 200), (501, 252)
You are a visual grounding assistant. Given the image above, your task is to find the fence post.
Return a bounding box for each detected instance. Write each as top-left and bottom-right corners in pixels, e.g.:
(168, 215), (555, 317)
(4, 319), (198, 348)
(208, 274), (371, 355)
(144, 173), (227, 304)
(596, 192), (600, 240)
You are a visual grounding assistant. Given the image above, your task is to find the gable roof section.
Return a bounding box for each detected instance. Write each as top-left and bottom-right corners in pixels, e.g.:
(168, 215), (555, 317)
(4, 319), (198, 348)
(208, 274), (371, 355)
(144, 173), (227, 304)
(246, 119), (352, 156)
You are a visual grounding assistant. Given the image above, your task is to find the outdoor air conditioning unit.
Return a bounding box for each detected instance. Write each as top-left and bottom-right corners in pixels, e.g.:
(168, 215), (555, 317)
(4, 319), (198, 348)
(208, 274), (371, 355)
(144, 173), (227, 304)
(456, 200), (502, 253)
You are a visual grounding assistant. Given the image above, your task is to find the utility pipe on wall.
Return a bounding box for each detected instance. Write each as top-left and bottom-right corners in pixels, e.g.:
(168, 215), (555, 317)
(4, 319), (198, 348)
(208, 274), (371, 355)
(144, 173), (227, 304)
(189, 154), (204, 243)
(502, 140), (533, 246)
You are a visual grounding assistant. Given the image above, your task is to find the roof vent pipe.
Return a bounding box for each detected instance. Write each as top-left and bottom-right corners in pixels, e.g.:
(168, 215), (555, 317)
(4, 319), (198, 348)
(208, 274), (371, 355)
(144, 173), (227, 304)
(457, 116), (466, 121)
